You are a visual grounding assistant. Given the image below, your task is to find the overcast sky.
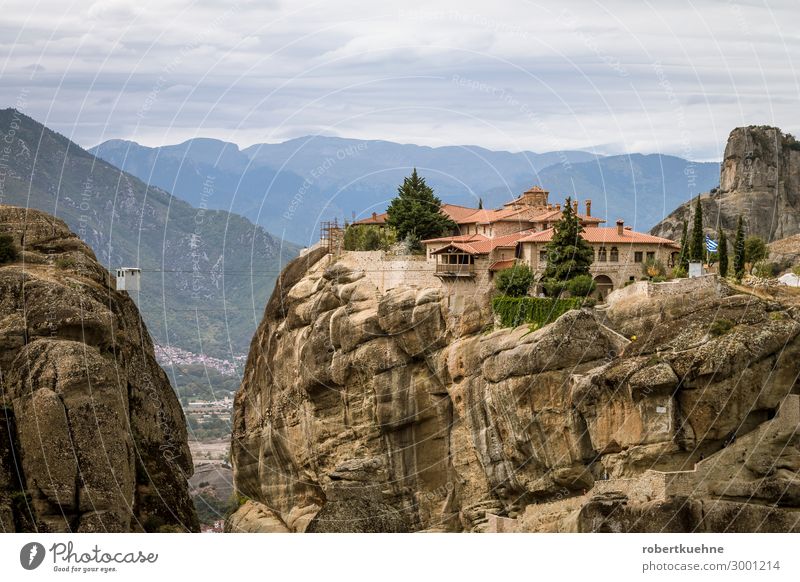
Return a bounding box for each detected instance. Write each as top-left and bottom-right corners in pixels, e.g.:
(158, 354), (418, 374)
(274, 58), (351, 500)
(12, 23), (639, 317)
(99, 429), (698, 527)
(1, 0), (798, 160)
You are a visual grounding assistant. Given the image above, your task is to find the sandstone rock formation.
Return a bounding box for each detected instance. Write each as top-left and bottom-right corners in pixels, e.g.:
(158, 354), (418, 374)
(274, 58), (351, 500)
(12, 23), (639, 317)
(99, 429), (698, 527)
(0, 205), (198, 532)
(651, 126), (800, 242)
(230, 249), (800, 532)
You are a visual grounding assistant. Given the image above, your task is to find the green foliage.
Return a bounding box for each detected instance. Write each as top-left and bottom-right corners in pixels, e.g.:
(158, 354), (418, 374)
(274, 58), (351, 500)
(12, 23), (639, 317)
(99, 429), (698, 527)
(343, 225), (397, 251)
(678, 219), (689, 269)
(0, 234), (18, 264)
(541, 197), (594, 295)
(642, 258), (666, 279)
(193, 492), (240, 527)
(566, 274), (595, 297)
(733, 215), (746, 280)
(752, 260), (780, 278)
(689, 196), (705, 261)
(718, 228), (729, 278)
(709, 318), (734, 337)
(494, 263), (534, 297)
(402, 232), (423, 255)
(492, 295), (584, 328)
(744, 235), (767, 265)
(671, 265), (687, 279)
(385, 169), (456, 241)
(793, 264), (800, 276)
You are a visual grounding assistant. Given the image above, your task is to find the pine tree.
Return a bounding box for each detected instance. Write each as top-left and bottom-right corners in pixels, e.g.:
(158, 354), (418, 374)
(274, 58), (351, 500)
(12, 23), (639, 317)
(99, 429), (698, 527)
(689, 196), (704, 262)
(718, 227), (728, 278)
(541, 197), (594, 295)
(478, 197), (483, 209)
(733, 215), (746, 280)
(678, 219), (689, 269)
(386, 169), (456, 242)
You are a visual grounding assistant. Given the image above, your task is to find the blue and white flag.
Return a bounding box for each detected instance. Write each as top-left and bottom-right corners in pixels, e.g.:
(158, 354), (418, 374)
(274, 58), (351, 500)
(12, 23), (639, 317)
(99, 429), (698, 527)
(705, 235), (718, 252)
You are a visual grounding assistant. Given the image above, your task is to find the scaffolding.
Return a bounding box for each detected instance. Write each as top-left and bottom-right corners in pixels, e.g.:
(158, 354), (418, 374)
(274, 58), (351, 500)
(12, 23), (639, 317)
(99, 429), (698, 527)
(319, 218), (344, 253)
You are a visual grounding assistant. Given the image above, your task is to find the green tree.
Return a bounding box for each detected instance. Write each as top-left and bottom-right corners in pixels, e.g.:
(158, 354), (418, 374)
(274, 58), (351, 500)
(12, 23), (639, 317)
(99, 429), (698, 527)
(566, 274), (596, 297)
(0, 234), (17, 264)
(386, 169), (456, 242)
(478, 197), (483, 209)
(343, 225), (396, 251)
(689, 196), (705, 261)
(677, 219), (689, 269)
(541, 197), (594, 296)
(718, 227), (728, 278)
(495, 263), (534, 297)
(744, 236), (767, 265)
(733, 215), (746, 280)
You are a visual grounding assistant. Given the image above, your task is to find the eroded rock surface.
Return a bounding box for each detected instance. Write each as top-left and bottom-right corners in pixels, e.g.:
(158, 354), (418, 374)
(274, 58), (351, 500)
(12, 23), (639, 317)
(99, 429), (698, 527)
(230, 250), (800, 532)
(0, 206), (197, 532)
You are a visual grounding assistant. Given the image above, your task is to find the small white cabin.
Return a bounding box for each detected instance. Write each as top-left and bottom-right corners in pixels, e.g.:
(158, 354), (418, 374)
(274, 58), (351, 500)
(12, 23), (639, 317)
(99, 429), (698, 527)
(116, 267), (141, 291)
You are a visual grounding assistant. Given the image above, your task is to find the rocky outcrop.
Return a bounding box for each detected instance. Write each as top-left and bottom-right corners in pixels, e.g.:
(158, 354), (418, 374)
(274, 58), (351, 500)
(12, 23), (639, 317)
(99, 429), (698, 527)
(651, 126), (800, 242)
(230, 250), (800, 533)
(0, 205), (198, 532)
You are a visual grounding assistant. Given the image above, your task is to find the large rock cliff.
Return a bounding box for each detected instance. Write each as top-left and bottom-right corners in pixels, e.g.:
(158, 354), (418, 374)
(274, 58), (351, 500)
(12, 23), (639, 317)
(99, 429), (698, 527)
(651, 126), (800, 242)
(0, 206), (198, 532)
(229, 250), (800, 532)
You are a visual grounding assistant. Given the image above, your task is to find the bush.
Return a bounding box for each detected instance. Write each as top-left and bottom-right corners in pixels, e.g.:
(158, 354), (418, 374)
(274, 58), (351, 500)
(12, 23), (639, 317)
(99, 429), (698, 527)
(402, 232), (423, 255)
(709, 318), (734, 337)
(793, 265), (800, 276)
(494, 263), (534, 297)
(566, 274), (596, 297)
(343, 225), (397, 251)
(752, 260), (780, 278)
(642, 257), (667, 279)
(670, 265), (687, 279)
(541, 278), (566, 298)
(744, 236), (767, 265)
(492, 295), (584, 328)
(0, 234), (18, 264)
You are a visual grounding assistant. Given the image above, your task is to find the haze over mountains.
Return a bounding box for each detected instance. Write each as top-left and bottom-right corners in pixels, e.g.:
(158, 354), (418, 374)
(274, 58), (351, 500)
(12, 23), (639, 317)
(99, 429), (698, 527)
(0, 109), (298, 360)
(91, 136), (721, 244)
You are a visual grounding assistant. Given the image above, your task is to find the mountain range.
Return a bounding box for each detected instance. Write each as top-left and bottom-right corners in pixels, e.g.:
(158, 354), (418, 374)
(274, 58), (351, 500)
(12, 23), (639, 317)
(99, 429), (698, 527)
(90, 136), (721, 243)
(0, 108), (298, 360)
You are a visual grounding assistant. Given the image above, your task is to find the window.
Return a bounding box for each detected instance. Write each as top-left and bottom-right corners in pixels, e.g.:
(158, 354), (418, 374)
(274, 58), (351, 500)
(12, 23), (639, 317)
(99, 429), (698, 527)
(647, 251), (655, 262)
(539, 250), (547, 263)
(598, 247), (607, 262)
(610, 247), (619, 262)
(634, 251), (643, 263)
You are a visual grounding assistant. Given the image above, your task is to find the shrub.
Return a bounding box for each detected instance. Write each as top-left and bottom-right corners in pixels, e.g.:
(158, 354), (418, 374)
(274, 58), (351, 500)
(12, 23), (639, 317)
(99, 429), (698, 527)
(343, 225), (397, 251)
(642, 257), (667, 279)
(651, 275), (667, 283)
(540, 278), (566, 298)
(494, 263), (534, 297)
(709, 318), (734, 337)
(566, 274), (596, 297)
(793, 265), (800, 276)
(752, 260), (780, 278)
(402, 232), (423, 255)
(491, 295), (584, 328)
(744, 236), (767, 265)
(0, 234), (18, 264)
(671, 265), (687, 279)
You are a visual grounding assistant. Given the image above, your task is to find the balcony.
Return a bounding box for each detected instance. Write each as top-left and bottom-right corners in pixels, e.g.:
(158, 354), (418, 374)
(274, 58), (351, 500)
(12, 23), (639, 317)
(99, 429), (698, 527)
(435, 263), (475, 277)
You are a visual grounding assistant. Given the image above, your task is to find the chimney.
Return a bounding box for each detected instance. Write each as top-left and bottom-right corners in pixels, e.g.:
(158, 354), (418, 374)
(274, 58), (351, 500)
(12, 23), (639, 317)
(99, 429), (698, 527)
(372, 212), (377, 220)
(585, 199), (592, 217)
(572, 200), (578, 214)
(616, 219), (624, 236)
(556, 203), (561, 211)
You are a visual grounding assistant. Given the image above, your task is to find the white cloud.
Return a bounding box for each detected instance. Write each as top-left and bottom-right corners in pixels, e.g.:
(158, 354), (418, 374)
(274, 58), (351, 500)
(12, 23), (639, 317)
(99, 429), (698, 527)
(1, 0), (798, 160)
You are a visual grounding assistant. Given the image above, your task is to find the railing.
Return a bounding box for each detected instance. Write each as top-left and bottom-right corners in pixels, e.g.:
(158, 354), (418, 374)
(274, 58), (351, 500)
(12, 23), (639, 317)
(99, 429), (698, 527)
(435, 263), (475, 276)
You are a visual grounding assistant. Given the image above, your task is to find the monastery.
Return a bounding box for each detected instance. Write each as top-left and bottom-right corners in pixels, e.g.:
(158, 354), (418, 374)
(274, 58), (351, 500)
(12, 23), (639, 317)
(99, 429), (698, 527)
(353, 186), (680, 299)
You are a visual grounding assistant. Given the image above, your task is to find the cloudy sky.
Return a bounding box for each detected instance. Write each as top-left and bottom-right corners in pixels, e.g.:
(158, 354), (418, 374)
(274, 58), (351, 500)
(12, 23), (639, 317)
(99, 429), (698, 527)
(1, 0), (798, 160)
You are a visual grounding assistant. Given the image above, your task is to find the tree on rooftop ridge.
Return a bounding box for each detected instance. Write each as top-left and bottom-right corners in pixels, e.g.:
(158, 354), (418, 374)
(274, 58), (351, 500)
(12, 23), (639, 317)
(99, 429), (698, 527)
(540, 196), (594, 296)
(385, 168), (456, 242)
(689, 196), (704, 262)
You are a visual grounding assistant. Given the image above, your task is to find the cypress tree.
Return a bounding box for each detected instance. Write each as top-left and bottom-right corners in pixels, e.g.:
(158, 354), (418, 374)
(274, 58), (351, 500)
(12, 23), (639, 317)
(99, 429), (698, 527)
(386, 168), (456, 241)
(718, 227), (728, 278)
(541, 197), (594, 295)
(678, 219), (689, 269)
(689, 196), (705, 261)
(733, 215), (746, 279)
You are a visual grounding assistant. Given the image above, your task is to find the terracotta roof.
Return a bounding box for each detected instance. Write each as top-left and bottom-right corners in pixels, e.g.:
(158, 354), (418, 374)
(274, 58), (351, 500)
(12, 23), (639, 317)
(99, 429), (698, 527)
(352, 212), (388, 225)
(489, 259), (516, 271)
(519, 226), (680, 247)
(426, 231), (531, 254)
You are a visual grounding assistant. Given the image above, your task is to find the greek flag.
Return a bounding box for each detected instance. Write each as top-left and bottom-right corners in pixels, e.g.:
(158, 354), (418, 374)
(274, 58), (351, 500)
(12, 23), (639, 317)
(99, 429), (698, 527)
(705, 235), (718, 252)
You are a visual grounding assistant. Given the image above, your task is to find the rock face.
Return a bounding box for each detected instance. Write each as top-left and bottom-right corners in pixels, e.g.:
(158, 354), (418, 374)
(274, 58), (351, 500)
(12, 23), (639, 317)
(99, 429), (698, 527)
(0, 205), (198, 532)
(651, 126), (800, 242)
(230, 250), (800, 533)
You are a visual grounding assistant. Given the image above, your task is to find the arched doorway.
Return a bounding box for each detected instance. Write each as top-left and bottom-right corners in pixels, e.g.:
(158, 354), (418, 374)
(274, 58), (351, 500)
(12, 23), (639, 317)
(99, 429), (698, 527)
(593, 275), (614, 301)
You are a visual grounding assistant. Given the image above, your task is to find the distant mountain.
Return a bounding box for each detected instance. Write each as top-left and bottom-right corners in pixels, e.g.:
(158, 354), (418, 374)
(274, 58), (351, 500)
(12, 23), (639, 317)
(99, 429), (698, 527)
(90, 136), (602, 243)
(0, 108), (298, 359)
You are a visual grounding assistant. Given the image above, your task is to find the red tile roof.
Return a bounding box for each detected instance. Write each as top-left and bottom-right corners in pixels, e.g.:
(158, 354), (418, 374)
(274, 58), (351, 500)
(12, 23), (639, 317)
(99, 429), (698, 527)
(519, 226), (680, 247)
(489, 259), (516, 271)
(352, 212), (388, 225)
(426, 231), (531, 255)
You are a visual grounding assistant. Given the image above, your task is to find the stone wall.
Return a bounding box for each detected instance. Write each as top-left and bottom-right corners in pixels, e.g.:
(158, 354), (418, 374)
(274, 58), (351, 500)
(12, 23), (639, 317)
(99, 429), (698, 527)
(605, 274), (724, 308)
